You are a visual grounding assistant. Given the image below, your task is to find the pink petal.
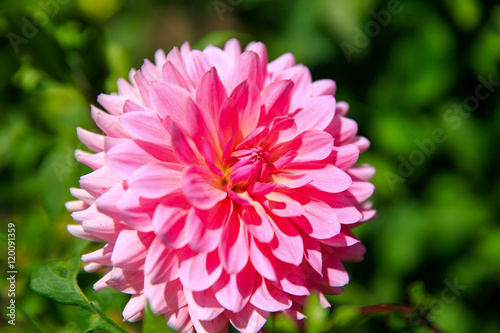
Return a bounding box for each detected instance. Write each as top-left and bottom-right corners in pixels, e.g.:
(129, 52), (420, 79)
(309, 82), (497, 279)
(312, 79), (336, 96)
(162, 61), (191, 91)
(171, 123), (201, 166)
(250, 278), (292, 312)
(328, 144), (360, 170)
(271, 130), (333, 164)
(213, 264), (255, 313)
(277, 65), (313, 103)
(302, 235), (323, 275)
(271, 172), (313, 189)
(182, 165), (227, 210)
(184, 288), (224, 321)
(153, 194), (190, 249)
(322, 250), (349, 287)
(97, 93), (125, 116)
(186, 203), (228, 253)
(287, 164), (352, 193)
(219, 212), (249, 274)
(229, 51), (264, 91)
(106, 267), (144, 294)
(249, 237), (278, 282)
(259, 80), (294, 127)
(269, 216), (304, 266)
(75, 150), (105, 170)
(105, 140), (158, 178)
(120, 111), (171, 147)
(230, 80), (261, 137)
(110, 230), (154, 269)
(144, 237), (179, 284)
(219, 98), (240, 148)
(150, 81), (190, 123)
(79, 166), (122, 198)
(122, 294), (145, 322)
(291, 95), (336, 134)
(165, 306), (193, 333)
(229, 304), (269, 333)
(116, 188), (157, 232)
(196, 67), (227, 132)
(263, 192), (304, 217)
(243, 202), (274, 244)
(267, 53), (295, 79)
(76, 127), (105, 153)
(128, 162), (183, 199)
(91, 106), (131, 138)
(95, 183), (125, 221)
(346, 181), (375, 203)
(189, 308), (228, 333)
(179, 248), (222, 292)
(275, 263), (310, 296)
(66, 224), (102, 242)
(261, 116), (297, 148)
(185, 49), (211, 84)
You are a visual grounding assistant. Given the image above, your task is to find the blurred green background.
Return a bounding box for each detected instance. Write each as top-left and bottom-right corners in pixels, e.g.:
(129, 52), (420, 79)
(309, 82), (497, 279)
(1, 0), (499, 332)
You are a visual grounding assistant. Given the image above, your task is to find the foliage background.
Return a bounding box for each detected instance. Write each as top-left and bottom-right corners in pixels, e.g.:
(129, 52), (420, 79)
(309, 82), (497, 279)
(1, 0), (499, 332)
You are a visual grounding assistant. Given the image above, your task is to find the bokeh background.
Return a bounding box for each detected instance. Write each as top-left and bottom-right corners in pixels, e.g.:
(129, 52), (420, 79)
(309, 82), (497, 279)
(1, 0), (499, 332)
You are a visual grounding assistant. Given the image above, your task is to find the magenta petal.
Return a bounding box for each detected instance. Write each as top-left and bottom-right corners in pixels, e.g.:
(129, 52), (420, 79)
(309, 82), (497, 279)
(162, 61), (191, 91)
(219, 212), (249, 274)
(171, 123), (200, 166)
(268, 216), (304, 266)
(322, 251), (349, 287)
(196, 67), (227, 131)
(182, 165), (227, 210)
(243, 202), (274, 244)
(259, 80), (294, 126)
(184, 288), (224, 321)
(189, 308), (228, 333)
(186, 204), (227, 253)
(153, 195), (189, 249)
(213, 264), (255, 313)
(128, 162), (183, 199)
(250, 278), (292, 312)
(219, 97), (240, 147)
(263, 192), (304, 217)
(249, 237), (278, 281)
(144, 237), (179, 284)
(229, 303), (269, 333)
(150, 81), (190, 123)
(230, 51), (264, 91)
(230, 79), (261, 137)
(179, 248), (222, 292)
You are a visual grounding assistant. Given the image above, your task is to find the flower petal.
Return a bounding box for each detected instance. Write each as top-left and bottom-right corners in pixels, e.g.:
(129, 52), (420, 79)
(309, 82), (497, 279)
(182, 165), (227, 210)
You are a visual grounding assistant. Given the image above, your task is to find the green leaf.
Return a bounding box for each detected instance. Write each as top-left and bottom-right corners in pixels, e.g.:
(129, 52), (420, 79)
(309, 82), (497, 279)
(30, 254), (90, 310)
(31, 256), (128, 333)
(304, 293), (328, 333)
(143, 302), (177, 333)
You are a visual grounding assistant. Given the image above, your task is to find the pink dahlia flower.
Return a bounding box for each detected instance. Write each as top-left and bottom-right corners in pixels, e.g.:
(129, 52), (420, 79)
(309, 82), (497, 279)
(66, 39), (376, 333)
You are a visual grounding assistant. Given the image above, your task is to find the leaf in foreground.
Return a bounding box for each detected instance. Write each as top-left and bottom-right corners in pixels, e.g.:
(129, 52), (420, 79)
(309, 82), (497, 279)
(31, 255), (127, 333)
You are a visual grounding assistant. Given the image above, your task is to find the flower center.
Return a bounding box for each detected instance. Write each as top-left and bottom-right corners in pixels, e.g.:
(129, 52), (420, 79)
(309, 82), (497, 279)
(226, 147), (270, 189)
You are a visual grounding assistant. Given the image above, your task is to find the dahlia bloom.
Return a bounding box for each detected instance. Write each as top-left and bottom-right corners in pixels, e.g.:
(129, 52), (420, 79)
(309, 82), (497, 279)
(66, 39), (376, 333)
